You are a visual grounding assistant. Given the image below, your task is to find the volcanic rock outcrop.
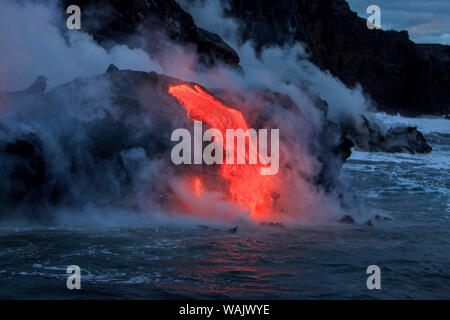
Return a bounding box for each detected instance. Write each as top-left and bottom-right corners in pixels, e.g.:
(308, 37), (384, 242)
(58, 0), (240, 68)
(341, 115), (432, 154)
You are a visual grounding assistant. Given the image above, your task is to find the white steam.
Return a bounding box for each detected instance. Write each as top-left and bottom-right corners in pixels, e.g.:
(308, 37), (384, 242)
(0, 1), (162, 91)
(178, 0), (371, 122)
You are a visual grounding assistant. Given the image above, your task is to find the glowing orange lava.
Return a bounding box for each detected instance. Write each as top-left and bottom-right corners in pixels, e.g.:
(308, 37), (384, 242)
(169, 84), (274, 221)
(194, 176), (203, 198)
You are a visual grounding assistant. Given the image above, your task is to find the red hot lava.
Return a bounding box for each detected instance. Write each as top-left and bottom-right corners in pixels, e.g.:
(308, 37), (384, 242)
(168, 84), (276, 221)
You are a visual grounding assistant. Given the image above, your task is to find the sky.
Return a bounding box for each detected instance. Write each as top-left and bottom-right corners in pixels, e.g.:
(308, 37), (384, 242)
(347, 0), (450, 44)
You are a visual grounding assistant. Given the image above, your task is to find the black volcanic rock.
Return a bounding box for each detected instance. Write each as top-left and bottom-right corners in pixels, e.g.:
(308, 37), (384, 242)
(58, 0), (240, 68)
(341, 115), (432, 154)
(1, 133), (49, 206)
(106, 64), (119, 73)
(385, 126), (432, 154)
(25, 76), (47, 93)
(223, 0), (449, 115)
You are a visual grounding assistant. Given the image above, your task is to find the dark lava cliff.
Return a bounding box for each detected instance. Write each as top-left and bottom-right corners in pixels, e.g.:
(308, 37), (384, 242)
(59, 0), (449, 115)
(223, 0), (449, 115)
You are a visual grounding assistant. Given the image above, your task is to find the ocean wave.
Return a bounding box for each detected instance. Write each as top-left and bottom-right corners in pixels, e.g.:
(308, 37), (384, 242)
(348, 150), (450, 171)
(372, 112), (449, 135)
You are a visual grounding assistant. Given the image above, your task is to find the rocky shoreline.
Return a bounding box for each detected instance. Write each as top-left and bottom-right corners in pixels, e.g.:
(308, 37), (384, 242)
(0, 66), (432, 220)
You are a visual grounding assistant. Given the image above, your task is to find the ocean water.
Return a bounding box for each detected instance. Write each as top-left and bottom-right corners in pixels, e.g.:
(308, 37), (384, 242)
(0, 113), (448, 299)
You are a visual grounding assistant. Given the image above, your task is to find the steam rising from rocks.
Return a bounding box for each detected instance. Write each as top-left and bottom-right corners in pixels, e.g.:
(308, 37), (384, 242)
(0, 0), (383, 227)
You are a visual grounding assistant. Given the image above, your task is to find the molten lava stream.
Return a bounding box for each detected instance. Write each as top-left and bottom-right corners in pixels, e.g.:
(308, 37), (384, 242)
(169, 84), (274, 221)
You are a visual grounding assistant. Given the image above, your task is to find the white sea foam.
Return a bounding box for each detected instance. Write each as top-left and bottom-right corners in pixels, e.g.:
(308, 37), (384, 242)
(349, 150), (449, 170)
(372, 112), (449, 135)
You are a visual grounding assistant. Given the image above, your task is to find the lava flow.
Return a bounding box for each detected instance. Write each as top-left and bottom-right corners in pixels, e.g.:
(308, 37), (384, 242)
(168, 84), (275, 221)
